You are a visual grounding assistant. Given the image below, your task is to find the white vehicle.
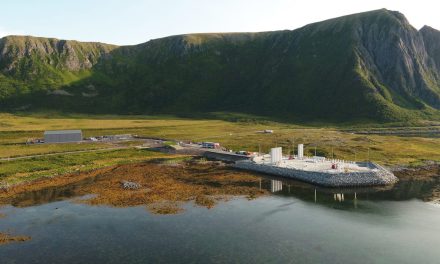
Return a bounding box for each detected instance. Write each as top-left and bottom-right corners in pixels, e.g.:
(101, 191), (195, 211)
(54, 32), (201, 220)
(202, 142), (220, 149)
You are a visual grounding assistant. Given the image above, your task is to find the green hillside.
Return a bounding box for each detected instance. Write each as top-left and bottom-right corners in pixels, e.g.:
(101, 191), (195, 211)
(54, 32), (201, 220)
(1, 9), (440, 122)
(0, 36), (116, 107)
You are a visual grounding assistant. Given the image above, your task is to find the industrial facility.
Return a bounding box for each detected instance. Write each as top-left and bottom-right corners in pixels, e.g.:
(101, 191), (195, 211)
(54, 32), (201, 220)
(234, 145), (398, 187)
(44, 130), (83, 143)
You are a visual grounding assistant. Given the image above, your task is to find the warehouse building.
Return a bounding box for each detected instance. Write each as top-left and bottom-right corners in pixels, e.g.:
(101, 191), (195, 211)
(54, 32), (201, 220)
(44, 130), (83, 143)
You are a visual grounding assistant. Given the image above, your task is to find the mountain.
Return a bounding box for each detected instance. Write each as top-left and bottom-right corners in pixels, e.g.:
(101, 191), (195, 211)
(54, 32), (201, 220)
(1, 9), (440, 122)
(0, 36), (116, 105)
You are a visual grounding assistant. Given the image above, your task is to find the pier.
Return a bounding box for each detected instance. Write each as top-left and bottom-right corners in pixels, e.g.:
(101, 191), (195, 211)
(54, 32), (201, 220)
(232, 146), (398, 187)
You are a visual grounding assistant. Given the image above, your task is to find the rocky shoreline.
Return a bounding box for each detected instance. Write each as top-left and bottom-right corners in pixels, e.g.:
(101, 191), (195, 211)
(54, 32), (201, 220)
(392, 161), (440, 181)
(233, 161), (398, 187)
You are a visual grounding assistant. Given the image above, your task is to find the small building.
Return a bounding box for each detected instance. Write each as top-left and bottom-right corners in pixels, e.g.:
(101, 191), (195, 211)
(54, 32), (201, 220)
(44, 130), (83, 143)
(202, 142), (220, 149)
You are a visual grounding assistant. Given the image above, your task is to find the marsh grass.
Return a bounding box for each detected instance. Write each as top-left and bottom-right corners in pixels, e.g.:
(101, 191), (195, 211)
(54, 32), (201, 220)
(0, 161), (268, 214)
(0, 149), (174, 185)
(2, 112), (440, 185)
(0, 232), (31, 245)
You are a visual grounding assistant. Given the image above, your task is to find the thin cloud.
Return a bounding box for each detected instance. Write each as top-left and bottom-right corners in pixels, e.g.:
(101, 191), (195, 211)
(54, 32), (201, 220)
(0, 27), (22, 38)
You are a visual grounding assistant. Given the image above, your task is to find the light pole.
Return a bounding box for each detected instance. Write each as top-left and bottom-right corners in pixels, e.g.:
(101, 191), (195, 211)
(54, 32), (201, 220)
(368, 147), (370, 161)
(292, 136), (295, 156)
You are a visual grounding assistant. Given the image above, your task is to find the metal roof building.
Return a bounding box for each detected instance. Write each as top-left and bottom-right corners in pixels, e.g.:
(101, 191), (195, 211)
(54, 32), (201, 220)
(44, 130), (83, 143)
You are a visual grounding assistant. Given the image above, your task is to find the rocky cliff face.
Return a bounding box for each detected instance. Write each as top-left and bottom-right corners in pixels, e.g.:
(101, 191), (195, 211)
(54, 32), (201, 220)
(0, 36), (116, 76)
(351, 10), (440, 109)
(1, 9), (440, 122)
(421, 25), (440, 73)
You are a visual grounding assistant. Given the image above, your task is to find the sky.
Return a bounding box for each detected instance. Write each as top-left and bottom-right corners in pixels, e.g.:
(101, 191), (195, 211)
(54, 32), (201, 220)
(0, 0), (439, 45)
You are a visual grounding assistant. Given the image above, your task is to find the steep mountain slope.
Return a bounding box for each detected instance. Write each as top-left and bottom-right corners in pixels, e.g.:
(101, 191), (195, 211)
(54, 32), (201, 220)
(0, 36), (116, 104)
(420, 25), (440, 77)
(1, 9), (440, 122)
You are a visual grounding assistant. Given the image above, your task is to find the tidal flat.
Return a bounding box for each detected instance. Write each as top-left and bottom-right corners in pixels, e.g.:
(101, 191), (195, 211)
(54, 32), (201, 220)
(0, 159), (440, 263)
(0, 159), (268, 214)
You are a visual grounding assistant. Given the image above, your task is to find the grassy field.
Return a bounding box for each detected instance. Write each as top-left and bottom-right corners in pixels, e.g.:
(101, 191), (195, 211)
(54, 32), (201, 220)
(0, 149), (179, 185)
(1, 112), (440, 185)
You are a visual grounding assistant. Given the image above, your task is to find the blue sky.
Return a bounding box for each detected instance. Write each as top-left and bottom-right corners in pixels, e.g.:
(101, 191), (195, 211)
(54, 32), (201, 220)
(0, 0), (438, 45)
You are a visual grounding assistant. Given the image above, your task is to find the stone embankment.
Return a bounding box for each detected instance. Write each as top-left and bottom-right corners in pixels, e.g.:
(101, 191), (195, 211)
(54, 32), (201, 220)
(203, 150), (251, 163)
(233, 161), (398, 187)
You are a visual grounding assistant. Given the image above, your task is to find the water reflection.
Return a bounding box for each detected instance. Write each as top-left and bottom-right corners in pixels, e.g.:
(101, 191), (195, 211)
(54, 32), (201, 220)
(6, 177), (96, 207)
(270, 180), (283, 193)
(0, 162), (269, 214)
(1, 166), (440, 213)
(1, 164), (440, 264)
(257, 174), (440, 210)
(334, 193), (345, 202)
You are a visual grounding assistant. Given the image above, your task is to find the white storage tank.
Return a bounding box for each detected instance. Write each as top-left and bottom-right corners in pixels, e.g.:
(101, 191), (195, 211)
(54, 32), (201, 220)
(298, 144), (304, 159)
(270, 147), (282, 163)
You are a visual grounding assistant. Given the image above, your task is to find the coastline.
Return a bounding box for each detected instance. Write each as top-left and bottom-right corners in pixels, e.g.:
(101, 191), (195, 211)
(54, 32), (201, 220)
(0, 157), (438, 195)
(233, 160), (398, 187)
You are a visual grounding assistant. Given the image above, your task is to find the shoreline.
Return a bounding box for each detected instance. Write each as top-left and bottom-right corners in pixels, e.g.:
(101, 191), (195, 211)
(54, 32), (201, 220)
(233, 161), (398, 188)
(0, 158), (438, 195)
(392, 161), (440, 181)
(0, 159), (268, 214)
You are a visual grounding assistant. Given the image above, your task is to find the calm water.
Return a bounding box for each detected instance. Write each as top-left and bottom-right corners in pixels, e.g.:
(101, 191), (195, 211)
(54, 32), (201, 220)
(1, 175), (440, 263)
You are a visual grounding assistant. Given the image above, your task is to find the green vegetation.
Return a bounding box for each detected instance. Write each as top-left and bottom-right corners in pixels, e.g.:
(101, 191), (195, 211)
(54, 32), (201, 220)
(1, 10), (440, 122)
(0, 143), (110, 159)
(2, 112), (440, 186)
(0, 149), (172, 185)
(0, 35), (116, 109)
(2, 10), (440, 185)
